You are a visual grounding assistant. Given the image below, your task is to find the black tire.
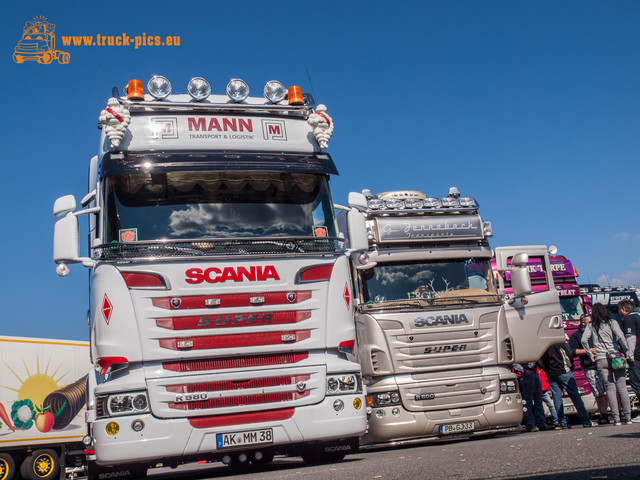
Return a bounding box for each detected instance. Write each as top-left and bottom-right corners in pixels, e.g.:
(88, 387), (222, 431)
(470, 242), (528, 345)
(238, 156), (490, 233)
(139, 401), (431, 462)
(22, 449), (59, 480)
(301, 449), (346, 464)
(0, 453), (16, 480)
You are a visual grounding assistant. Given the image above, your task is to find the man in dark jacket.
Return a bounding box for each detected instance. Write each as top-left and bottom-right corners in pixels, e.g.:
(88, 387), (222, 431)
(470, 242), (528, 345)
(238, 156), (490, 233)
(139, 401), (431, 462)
(540, 342), (594, 428)
(620, 299), (640, 423)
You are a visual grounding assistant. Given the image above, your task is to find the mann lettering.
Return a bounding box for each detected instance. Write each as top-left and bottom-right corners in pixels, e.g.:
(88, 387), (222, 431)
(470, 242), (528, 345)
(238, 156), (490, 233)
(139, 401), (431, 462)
(187, 117), (253, 132)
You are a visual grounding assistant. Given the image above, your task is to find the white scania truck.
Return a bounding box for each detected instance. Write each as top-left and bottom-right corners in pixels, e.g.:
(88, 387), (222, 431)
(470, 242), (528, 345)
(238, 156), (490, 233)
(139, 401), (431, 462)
(338, 188), (565, 446)
(52, 76), (365, 476)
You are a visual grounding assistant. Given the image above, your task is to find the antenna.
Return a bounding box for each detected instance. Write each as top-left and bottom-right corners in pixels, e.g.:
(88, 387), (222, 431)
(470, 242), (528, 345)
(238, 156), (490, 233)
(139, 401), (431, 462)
(306, 67), (317, 100)
(604, 272), (611, 286)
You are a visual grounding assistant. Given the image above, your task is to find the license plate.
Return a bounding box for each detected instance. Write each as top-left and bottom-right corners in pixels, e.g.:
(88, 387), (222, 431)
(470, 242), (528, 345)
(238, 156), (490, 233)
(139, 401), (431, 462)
(216, 428), (273, 449)
(564, 405), (577, 413)
(439, 421), (474, 434)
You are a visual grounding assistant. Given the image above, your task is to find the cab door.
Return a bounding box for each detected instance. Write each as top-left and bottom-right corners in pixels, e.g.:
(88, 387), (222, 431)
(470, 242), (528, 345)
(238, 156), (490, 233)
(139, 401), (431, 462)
(494, 246), (564, 363)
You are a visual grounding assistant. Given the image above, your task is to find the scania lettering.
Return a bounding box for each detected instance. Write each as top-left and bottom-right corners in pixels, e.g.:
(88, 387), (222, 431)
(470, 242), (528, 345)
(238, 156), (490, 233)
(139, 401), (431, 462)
(52, 76), (365, 476)
(338, 188), (564, 446)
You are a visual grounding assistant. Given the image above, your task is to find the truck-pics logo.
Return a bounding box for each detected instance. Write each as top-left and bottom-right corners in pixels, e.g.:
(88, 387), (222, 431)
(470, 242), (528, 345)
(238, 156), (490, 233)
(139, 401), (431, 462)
(414, 313), (469, 327)
(13, 17), (70, 65)
(185, 265), (280, 284)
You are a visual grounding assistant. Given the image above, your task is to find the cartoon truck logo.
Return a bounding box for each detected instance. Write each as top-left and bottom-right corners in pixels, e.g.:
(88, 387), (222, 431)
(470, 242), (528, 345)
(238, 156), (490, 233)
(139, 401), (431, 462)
(13, 17), (70, 65)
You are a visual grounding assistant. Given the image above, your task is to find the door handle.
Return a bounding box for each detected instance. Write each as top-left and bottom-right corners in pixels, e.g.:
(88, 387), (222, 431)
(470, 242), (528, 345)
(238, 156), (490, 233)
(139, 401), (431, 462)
(549, 315), (562, 328)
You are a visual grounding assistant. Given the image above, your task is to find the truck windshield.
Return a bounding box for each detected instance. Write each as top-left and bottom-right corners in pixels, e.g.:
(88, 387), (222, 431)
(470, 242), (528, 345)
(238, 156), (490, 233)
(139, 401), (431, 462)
(358, 259), (499, 310)
(103, 171), (337, 242)
(559, 297), (584, 321)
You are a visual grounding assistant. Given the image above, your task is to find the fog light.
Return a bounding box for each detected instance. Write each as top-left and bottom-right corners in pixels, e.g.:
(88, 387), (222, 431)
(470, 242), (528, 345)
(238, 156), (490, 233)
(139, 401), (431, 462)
(227, 78), (249, 102)
(147, 75), (171, 99)
(333, 399), (344, 411)
(375, 409), (385, 418)
(188, 77), (211, 101)
(264, 80), (286, 103)
(131, 419), (144, 432)
(392, 408), (400, 416)
(106, 422), (119, 436)
(353, 397), (362, 410)
(82, 435), (92, 446)
(505, 395), (512, 405)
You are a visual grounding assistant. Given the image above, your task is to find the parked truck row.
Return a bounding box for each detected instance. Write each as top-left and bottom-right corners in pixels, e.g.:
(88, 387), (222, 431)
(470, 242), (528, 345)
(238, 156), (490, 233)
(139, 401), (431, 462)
(0, 75), (584, 479)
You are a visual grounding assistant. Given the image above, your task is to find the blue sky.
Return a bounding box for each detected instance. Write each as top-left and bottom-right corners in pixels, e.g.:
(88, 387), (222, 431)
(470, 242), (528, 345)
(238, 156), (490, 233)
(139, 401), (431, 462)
(1, 1), (639, 340)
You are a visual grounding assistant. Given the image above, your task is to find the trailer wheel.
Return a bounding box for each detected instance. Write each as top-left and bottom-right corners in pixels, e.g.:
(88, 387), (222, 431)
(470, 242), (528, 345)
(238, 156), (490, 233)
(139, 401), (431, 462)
(21, 449), (59, 480)
(0, 453), (16, 480)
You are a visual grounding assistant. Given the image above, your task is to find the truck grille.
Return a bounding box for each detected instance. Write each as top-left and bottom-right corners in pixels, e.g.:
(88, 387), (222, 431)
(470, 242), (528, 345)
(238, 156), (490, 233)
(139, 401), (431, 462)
(153, 291), (312, 310)
(156, 310), (311, 330)
(159, 330), (311, 350)
(163, 352), (309, 372)
(169, 391), (310, 410)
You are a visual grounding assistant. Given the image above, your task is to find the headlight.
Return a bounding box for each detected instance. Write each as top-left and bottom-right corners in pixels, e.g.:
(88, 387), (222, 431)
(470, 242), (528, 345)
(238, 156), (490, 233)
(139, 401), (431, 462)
(441, 197), (458, 207)
(96, 391), (150, 418)
(227, 78), (249, 102)
(367, 198), (385, 209)
(423, 197), (441, 208)
(147, 75), (171, 99)
(326, 373), (362, 395)
(459, 197), (477, 208)
(367, 391), (401, 407)
(404, 198), (423, 208)
(188, 77), (211, 101)
(264, 80), (286, 103)
(500, 380), (518, 394)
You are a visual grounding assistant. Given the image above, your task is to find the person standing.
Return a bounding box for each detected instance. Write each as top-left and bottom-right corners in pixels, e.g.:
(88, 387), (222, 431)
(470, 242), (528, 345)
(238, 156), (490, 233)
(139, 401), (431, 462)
(540, 342), (595, 428)
(568, 314), (610, 423)
(619, 299), (640, 423)
(581, 302), (631, 425)
(538, 366), (560, 428)
(513, 362), (546, 432)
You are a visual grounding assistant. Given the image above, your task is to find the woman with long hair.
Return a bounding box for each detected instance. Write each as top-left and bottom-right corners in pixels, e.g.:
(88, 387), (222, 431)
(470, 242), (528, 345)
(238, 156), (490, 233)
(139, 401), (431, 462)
(581, 302), (631, 425)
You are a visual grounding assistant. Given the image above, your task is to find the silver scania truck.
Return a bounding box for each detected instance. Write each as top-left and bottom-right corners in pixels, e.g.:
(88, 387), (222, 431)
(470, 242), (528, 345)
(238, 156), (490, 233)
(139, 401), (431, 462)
(338, 188), (565, 446)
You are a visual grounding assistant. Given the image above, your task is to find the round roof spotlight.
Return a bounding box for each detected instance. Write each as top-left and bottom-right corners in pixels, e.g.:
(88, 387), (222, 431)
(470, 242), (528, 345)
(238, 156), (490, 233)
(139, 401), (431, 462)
(188, 77), (211, 101)
(147, 75), (171, 99)
(264, 80), (286, 103)
(227, 78), (249, 102)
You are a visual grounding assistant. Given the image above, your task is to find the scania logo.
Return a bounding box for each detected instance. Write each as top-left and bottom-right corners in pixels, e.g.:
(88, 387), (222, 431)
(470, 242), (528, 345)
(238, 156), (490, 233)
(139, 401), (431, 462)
(414, 313), (470, 327)
(186, 266), (280, 284)
(170, 298), (182, 309)
(286, 292), (297, 303)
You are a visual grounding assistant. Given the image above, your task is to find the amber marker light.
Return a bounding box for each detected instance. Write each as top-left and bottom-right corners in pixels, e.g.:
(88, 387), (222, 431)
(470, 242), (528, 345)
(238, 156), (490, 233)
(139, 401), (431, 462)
(127, 79), (144, 101)
(288, 85), (304, 105)
(106, 422), (120, 436)
(365, 395), (373, 407)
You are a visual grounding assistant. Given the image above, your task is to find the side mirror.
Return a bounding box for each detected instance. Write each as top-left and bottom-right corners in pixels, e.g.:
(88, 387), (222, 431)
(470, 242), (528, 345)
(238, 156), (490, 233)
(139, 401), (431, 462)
(53, 195), (77, 218)
(511, 266), (532, 298)
(347, 209), (369, 252)
(348, 192), (368, 212)
(53, 215), (80, 264)
(511, 253), (529, 267)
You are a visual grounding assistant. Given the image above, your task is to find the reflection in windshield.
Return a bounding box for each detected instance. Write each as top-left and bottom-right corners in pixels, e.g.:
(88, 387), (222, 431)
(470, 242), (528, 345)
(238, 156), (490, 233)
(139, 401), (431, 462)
(559, 296), (584, 321)
(103, 172), (337, 243)
(359, 259), (499, 309)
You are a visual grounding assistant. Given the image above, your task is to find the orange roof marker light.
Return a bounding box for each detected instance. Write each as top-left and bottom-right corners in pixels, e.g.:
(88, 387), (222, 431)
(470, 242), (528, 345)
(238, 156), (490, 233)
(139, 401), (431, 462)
(126, 79), (144, 101)
(288, 85), (304, 105)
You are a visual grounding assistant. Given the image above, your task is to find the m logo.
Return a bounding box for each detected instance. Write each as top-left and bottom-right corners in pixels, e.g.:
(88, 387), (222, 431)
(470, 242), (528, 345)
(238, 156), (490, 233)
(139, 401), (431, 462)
(150, 117), (178, 139)
(262, 120), (287, 141)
